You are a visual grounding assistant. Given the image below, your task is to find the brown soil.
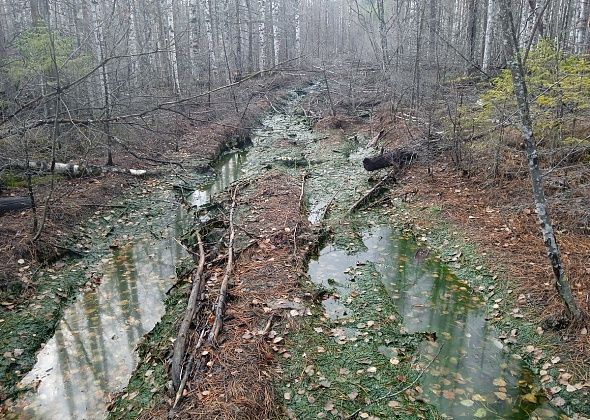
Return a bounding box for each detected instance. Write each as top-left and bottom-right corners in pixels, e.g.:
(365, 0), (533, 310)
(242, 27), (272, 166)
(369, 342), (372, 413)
(147, 171), (314, 419)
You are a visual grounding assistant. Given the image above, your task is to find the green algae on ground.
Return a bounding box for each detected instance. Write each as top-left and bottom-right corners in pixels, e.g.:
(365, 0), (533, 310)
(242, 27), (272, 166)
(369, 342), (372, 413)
(280, 262), (438, 419)
(385, 202), (588, 417)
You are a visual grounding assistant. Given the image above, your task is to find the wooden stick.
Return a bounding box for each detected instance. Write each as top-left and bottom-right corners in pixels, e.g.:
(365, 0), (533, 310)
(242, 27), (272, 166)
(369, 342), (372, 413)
(348, 169), (397, 214)
(208, 187), (238, 343)
(171, 231), (206, 391)
(299, 172), (308, 212)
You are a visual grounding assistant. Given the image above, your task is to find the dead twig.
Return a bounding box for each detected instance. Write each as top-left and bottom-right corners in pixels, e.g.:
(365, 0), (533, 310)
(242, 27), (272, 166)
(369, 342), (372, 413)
(208, 187), (238, 343)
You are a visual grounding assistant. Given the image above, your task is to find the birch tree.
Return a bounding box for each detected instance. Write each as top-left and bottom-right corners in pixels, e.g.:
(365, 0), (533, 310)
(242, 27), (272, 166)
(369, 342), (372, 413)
(294, 0), (300, 58)
(188, 0), (200, 79)
(497, 0), (585, 321)
(90, 0), (114, 166)
(258, 0), (266, 70)
(203, 0), (218, 81)
(575, 0), (589, 53)
(271, 0), (279, 65)
(482, 0), (497, 73)
(164, 0), (181, 95)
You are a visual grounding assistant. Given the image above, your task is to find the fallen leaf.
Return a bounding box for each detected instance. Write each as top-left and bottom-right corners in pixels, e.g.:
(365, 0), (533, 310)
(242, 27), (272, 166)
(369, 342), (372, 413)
(442, 390), (455, 400)
(474, 408), (487, 418)
(521, 393), (537, 403)
(493, 378), (507, 387)
(494, 392), (507, 400)
(460, 399), (474, 407)
(388, 400), (401, 409)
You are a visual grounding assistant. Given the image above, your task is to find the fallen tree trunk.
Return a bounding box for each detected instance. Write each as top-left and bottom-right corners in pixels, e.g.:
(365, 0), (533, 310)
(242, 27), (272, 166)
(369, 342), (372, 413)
(0, 196), (32, 214)
(348, 170), (397, 214)
(363, 149), (417, 172)
(2, 160), (158, 177)
(208, 187), (237, 344)
(171, 232), (206, 391)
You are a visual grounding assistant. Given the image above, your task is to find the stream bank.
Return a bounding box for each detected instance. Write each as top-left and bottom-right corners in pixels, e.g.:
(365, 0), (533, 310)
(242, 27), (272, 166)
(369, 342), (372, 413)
(3, 81), (585, 419)
(108, 85), (579, 419)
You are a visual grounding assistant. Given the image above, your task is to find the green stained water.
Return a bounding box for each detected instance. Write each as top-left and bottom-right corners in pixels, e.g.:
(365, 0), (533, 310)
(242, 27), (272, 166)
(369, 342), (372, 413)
(189, 151), (248, 207)
(309, 225), (562, 419)
(10, 206), (188, 419)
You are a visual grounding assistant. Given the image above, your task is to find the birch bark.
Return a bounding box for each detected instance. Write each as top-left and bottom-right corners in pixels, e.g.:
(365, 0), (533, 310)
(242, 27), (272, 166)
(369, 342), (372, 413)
(164, 0), (181, 95)
(202, 0), (218, 80)
(90, 0), (114, 165)
(575, 0), (589, 53)
(258, 0), (266, 70)
(483, 0), (497, 73)
(271, 0), (279, 65)
(294, 0), (300, 58)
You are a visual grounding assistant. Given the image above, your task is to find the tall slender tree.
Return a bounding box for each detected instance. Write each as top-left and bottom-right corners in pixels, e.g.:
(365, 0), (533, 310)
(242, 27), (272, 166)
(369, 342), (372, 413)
(497, 0), (584, 321)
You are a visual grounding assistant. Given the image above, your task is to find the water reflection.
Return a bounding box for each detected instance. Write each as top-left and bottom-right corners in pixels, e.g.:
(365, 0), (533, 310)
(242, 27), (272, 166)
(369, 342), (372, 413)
(190, 151), (247, 207)
(13, 209), (187, 420)
(309, 226), (561, 419)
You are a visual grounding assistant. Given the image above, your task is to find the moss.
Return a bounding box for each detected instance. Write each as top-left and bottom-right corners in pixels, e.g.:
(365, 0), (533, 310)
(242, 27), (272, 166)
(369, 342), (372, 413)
(388, 201), (590, 416)
(280, 263), (437, 419)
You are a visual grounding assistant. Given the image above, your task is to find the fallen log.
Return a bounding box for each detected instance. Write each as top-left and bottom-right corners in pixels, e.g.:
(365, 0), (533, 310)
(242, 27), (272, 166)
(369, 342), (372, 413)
(348, 170), (397, 214)
(171, 231), (206, 391)
(2, 160), (159, 177)
(363, 149), (417, 172)
(0, 196), (32, 214)
(208, 187), (237, 344)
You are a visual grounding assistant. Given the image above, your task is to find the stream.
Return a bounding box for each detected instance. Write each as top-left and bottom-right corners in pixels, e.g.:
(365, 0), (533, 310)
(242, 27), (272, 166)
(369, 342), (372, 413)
(309, 226), (561, 419)
(10, 152), (248, 418)
(7, 86), (565, 419)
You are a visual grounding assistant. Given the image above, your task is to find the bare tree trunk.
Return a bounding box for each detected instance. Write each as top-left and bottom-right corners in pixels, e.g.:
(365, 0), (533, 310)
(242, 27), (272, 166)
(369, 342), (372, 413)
(245, 0), (254, 71)
(497, 0), (584, 321)
(427, 0), (436, 60)
(189, 0), (200, 80)
(294, 0), (300, 59)
(91, 0), (114, 166)
(466, 0), (479, 71)
(127, 0), (139, 88)
(575, 0), (589, 53)
(258, 0), (266, 70)
(377, 0), (388, 68)
(271, 0), (279, 65)
(203, 0), (218, 81)
(483, 0), (498, 73)
(235, 0), (243, 77)
(164, 0), (181, 95)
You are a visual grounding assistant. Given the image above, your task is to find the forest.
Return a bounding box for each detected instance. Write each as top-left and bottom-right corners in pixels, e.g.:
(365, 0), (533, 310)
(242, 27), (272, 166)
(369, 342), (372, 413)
(0, 0), (590, 418)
